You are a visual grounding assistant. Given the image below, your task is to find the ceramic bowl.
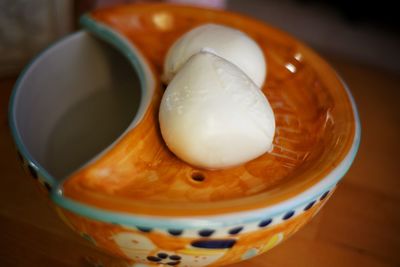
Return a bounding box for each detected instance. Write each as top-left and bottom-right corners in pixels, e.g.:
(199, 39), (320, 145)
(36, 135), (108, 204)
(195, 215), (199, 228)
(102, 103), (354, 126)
(9, 4), (360, 267)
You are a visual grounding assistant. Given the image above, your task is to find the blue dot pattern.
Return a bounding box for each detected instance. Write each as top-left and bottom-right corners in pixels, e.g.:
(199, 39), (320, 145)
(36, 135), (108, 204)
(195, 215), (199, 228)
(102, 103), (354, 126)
(228, 226), (243, 235)
(259, 218), (272, 227)
(137, 226), (152, 232)
(304, 200), (316, 211)
(320, 191), (330, 201)
(283, 210), (295, 220)
(198, 229), (215, 237)
(168, 229), (183, 236)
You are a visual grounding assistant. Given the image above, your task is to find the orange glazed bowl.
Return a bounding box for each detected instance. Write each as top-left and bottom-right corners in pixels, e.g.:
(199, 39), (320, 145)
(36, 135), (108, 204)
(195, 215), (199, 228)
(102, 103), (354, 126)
(9, 4), (360, 267)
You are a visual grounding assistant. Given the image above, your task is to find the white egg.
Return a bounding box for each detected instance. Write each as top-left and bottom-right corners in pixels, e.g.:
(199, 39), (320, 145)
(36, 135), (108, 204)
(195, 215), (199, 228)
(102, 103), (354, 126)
(159, 52), (275, 170)
(163, 23), (266, 87)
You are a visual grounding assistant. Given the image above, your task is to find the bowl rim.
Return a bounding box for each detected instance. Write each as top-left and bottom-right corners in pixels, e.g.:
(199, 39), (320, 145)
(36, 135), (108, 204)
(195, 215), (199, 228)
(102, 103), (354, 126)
(9, 4), (361, 228)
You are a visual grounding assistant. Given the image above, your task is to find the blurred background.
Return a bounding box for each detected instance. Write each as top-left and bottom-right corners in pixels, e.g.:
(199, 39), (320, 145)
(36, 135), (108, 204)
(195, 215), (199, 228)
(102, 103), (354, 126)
(0, 1), (399, 267)
(0, 0), (399, 77)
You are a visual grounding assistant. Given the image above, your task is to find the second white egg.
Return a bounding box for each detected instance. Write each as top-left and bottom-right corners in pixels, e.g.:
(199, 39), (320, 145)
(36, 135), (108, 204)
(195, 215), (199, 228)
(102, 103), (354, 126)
(163, 23), (267, 87)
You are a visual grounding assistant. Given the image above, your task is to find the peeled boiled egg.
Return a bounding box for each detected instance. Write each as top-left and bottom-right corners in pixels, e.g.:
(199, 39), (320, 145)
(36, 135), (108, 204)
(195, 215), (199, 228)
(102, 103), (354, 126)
(159, 52), (275, 170)
(163, 23), (266, 87)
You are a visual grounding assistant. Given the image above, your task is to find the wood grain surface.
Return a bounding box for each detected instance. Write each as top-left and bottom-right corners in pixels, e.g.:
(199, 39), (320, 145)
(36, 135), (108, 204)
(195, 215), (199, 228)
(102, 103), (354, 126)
(1, 56), (399, 267)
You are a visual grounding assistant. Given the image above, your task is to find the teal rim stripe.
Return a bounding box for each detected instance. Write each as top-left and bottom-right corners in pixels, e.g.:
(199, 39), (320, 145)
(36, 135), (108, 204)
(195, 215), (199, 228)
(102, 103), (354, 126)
(79, 15), (147, 86)
(51, 184), (336, 229)
(7, 33), (88, 188)
(9, 14), (361, 230)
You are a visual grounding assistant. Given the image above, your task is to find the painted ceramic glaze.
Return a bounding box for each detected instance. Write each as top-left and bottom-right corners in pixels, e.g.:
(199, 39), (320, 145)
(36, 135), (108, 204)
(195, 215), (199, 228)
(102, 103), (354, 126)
(56, 188), (332, 266)
(9, 4), (360, 267)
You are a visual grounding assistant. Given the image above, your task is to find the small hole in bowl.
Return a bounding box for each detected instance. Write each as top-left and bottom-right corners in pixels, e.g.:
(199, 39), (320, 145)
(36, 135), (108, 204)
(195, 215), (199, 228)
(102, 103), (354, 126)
(191, 172), (205, 182)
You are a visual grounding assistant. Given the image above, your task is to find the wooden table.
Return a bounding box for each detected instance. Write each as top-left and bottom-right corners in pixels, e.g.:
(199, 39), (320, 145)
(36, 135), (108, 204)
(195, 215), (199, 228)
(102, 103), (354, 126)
(1, 57), (399, 267)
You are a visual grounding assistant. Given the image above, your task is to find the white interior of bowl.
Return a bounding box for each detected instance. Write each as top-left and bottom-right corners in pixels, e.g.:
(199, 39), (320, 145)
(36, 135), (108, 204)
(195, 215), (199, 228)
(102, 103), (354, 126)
(12, 31), (141, 180)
